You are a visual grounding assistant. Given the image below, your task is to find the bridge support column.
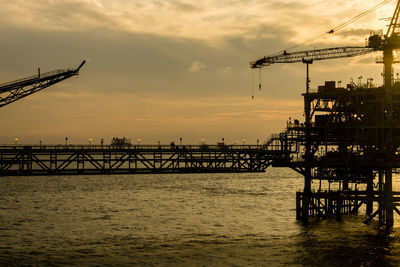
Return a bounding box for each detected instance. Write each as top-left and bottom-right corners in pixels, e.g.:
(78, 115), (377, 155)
(366, 178), (373, 216)
(296, 192), (301, 220)
(379, 170), (384, 224)
(302, 65), (312, 223)
(385, 168), (394, 227)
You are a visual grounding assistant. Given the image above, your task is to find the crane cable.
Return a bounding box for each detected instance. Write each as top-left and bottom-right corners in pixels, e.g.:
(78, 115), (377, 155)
(252, 0), (393, 99)
(277, 0), (393, 54)
(329, 0), (392, 33)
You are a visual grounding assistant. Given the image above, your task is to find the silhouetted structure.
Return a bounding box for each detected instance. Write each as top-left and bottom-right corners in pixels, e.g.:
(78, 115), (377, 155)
(111, 137), (131, 147)
(250, 1), (400, 227)
(0, 144), (287, 175)
(3, 2), (400, 228)
(0, 61), (85, 108)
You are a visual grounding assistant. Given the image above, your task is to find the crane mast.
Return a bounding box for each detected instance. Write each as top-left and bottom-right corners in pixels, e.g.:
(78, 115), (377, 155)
(382, 1), (400, 86)
(386, 0), (400, 37)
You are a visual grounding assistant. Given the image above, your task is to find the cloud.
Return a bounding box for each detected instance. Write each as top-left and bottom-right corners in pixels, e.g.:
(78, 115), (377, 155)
(211, 110), (302, 121)
(335, 28), (371, 37)
(0, 0), (390, 43)
(188, 61), (207, 73)
(266, 1), (310, 11)
(0, 0), (391, 144)
(170, 1), (203, 12)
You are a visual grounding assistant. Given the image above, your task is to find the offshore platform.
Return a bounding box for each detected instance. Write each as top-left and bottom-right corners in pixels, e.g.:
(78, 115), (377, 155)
(2, 1), (400, 228)
(250, 0), (400, 227)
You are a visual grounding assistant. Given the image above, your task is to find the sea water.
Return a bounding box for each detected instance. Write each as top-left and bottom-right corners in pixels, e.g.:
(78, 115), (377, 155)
(1, 168), (400, 266)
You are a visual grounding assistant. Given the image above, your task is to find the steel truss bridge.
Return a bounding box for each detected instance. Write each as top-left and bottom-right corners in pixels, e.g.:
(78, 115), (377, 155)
(0, 144), (290, 176)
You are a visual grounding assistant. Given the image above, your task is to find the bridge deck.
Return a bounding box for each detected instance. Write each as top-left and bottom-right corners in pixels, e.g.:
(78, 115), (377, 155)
(0, 144), (288, 176)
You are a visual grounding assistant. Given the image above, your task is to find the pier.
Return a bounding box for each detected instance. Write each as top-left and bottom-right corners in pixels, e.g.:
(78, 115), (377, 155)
(0, 144), (290, 176)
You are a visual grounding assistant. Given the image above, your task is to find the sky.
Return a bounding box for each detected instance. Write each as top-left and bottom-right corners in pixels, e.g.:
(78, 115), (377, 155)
(0, 0), (397, 145)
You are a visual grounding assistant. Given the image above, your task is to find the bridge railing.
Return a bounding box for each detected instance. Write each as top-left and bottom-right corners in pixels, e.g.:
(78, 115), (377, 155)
(0, 144), (268, 150)
(0, 69), (75, 91)
(261, 126), (303, 153)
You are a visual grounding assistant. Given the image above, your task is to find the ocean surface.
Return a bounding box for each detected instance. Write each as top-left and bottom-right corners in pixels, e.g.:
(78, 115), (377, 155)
(1, 168), (400, 266)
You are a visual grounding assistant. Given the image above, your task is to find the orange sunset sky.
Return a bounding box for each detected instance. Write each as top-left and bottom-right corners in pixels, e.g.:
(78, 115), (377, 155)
(0, 0), (397, 145)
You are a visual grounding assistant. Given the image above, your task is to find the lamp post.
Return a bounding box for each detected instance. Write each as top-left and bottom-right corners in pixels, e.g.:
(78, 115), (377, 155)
(14, 137), (18, 146)
(89, 137), (93, 146)
(180, 137), (182, 146)
(137, 138), (142, 146)
(201, 138), (205, 145)
(242, 138), (246, 145)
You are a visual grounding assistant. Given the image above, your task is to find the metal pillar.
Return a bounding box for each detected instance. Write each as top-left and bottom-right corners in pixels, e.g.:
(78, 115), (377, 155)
(366, 179), (374, 216)
(343, 180), (349, 190)
(383, 47), (394, 227)
(385, 168), (394, 227)
(379, 170), (384, 224)
(302, 59), (313, 222)
(383, 49), (393, 88)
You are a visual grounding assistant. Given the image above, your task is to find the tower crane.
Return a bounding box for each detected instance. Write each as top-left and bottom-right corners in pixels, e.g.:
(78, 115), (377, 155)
(0, 60), (86, 108)
(250, 0), (400, 90)
(250, 47), (376, 93)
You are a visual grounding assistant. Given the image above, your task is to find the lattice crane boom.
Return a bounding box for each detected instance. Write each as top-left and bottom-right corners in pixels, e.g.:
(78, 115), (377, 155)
(0, 60), (86, 108)
(386, 0), (400, 37)
(250, 46), (375, 69)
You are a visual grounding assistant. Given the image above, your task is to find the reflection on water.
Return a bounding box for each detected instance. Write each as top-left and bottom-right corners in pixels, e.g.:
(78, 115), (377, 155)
(0, 169), (400, 265)
(294, 218), (394, 266)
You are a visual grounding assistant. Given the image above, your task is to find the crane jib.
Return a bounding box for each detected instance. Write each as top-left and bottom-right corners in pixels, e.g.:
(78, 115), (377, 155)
(250, 47), (375, 68)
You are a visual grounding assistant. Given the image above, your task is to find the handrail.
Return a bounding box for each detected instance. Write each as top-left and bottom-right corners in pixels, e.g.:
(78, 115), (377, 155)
(0, 69), (75, 90)
(0, 144), (268, 150)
